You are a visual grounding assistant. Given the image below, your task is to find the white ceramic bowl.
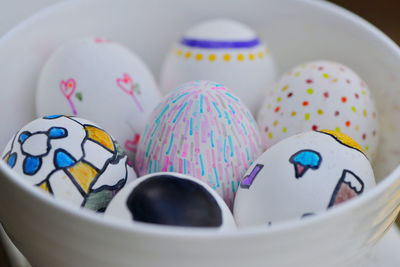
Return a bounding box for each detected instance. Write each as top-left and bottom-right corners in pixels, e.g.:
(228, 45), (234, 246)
(1, 0), (400, 266)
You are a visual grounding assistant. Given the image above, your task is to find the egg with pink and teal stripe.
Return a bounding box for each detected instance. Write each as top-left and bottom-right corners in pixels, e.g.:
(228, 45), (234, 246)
(136, 80), (263, 208)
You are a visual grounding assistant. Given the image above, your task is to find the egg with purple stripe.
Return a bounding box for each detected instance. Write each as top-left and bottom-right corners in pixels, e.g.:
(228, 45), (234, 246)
(136, 80), (263, 208)
(160, 19), (277, 115)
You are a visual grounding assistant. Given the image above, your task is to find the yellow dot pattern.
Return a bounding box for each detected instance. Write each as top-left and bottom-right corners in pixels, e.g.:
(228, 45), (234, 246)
(175, 49), (269, 62)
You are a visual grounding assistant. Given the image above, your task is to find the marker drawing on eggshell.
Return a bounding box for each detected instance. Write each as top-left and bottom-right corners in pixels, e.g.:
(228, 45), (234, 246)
(328, 169), (364, 208)
(240, 164), (264, 189)
(117, 73), (143, 112)
(124, 122), (140, 153)
(289, 149), (322, 178)
(60, 78), (78, 115)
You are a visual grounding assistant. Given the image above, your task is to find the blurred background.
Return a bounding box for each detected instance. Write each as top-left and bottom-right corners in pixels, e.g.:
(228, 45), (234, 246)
(0, 0), (399, 266)
(330, 0), (400, 45)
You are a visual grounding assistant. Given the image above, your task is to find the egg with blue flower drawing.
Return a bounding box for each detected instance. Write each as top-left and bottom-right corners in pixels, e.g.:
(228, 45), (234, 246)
(233, 130), (376, 227)
(160, 19), (277, 115)
(135, 80), (263, 208)
(2, 115), (136, 211)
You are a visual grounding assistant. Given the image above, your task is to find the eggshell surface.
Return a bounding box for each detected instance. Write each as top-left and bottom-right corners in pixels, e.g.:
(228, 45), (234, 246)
(160, 19), (277, 115)
(257, 60), (379, 159)
(233, 130), (376, 227)
(105, 172), (236, 231)
(136, 80), (263, 208)
(36, 38), (162, 161)
(2, 115), (137, 211)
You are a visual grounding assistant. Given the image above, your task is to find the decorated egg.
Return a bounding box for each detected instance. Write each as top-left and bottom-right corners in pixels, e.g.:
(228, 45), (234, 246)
(233, 130), (376, 227)
(160, 19), (277, 115)
(136, 80), (263, 208)
(2, 115), (136, 211)
(105, 172), (236, 230)
(257, 60), (379, 159)
(36, 37), (162, 161)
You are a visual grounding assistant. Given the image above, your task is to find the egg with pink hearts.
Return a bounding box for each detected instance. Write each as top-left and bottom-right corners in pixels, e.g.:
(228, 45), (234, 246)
(105, 172), (236, 231)
(135, 80), (263, 208)
(257, 60), (379, 160)
(36, 37), (162, 161)
(160, 19), (277, 115)
(233, 130), (376, 227)
(2, 115), (137, 211)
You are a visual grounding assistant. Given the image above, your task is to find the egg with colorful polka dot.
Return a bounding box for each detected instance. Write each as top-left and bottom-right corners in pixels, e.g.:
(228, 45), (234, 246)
(2, 115), (136, 211)
(233, 130), (376, 227)
(257, 61), (378, 159)
(36, 37), (162, 161)
(135, 80), (263, 208)
(160, 19), (277, 115)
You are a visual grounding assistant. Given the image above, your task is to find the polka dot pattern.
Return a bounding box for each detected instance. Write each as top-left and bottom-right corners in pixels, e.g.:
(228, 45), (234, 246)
(174, 49), (270, 62)
(257, 61), (379, 159)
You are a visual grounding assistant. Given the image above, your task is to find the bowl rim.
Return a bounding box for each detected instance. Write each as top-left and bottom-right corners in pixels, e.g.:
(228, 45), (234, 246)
(1, 0), (400, 240)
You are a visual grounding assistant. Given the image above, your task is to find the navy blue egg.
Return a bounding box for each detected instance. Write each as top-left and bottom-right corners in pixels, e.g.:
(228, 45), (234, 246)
(126, 175), (223, 227)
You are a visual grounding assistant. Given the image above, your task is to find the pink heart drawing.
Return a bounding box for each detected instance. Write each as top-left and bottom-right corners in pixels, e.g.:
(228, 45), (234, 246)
(60, 79), (76, 99)
(124, 134), (140, 152)
(117, 73), (134, 95)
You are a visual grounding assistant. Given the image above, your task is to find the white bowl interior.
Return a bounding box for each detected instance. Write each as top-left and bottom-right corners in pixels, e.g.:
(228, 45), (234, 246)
(1, 0), (400, 266)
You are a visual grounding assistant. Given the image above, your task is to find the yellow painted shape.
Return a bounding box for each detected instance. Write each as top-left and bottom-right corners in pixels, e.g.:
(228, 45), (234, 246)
(317, 109), (323, 115)
(291, 111), (296, 117)
(319, 129), (366, 155)
(38, 181), (50, 193)
(282, 127), (287, 133)
(295, 72), (300, 77)
(237, 54), (244, 61)
(257, 52), (264, 59)
(268, 132), (273, 139)
(184, 52), (191, 59)
(176, 50), (183, 56)
(282, 85), (289, 91)
(68, 161), (98, 194)
(85, 125), (115, 152)
(248, 53), (255, 61)
(273, 120), (278, 126)
(352, 106), (357, 112)
(223, 54), (231, 61)
(307, 88), (314, 94)
(195, 53), (203, 61)
(304, 113), (310, 120)
(209, 54), (216, 61)
(323, 73), (330, 78)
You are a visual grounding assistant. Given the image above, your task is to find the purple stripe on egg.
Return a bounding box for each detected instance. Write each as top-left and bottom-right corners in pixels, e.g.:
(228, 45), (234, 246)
(180, 38), (260, 49)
